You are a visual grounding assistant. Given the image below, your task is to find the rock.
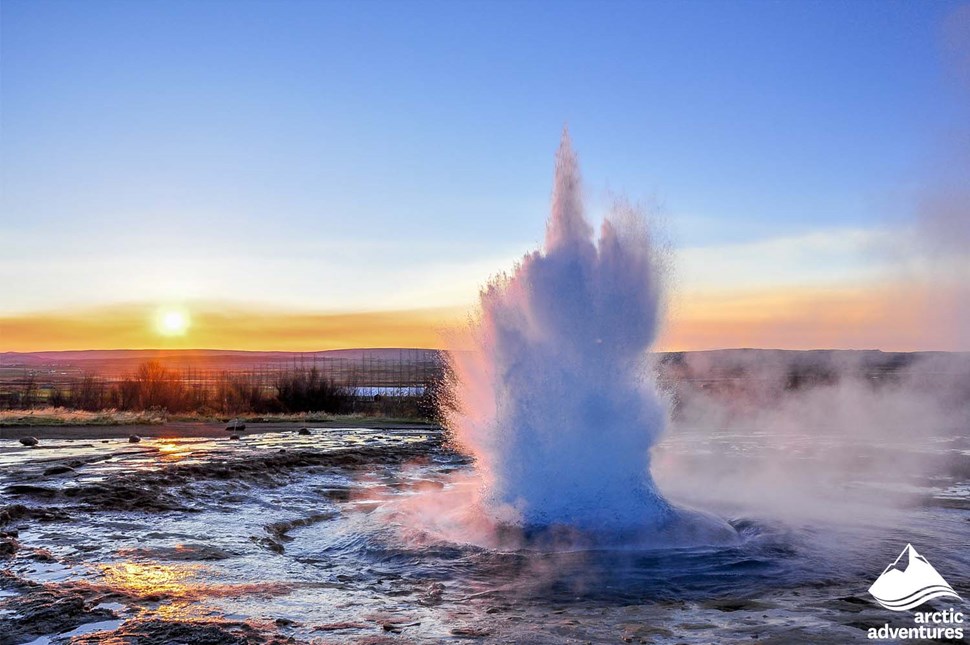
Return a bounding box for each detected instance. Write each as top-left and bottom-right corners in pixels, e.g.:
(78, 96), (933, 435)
(225, 419), (246, 431)
(251, 536), (284, 554)
(123, 544), (233, 561)
(0, 585), (117, 645)
(229, 434), (241, 440)
(419, 581), (445, 605)
(59, 617), (279, 645)
(264, 513), (333, 544)
(19, 436), (38, 447)
(43, 465), (76, 476)
(382, 620), (421, 633)
(4, 485), (57, 498)
(128, 435), (141, 443)
(0, 535), (20, 557)
(29, 548), (55, 562)
(298, 428), (311, 436)
(314, 621), (369, 632)
(0, 504), (70, 525)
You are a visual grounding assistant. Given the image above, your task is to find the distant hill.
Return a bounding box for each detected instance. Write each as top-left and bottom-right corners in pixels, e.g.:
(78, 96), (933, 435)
(0, 348), (442, 377)
(2, 348), (966, 411)
(3, 346), (965, 378)
(1, 348), (439, 362)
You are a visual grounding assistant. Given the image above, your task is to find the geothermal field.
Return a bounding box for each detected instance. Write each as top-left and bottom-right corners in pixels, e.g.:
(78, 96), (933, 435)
(1, 139), (968, 644)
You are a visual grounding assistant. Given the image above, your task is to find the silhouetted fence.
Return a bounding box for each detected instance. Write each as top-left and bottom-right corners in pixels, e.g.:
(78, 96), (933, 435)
(0, 351), (446, 419)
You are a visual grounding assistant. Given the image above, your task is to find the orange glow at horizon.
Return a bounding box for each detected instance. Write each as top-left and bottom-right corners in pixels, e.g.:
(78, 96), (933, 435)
(0, 281), (963, 353)
(658, 282), (963, 352)
(0, 304), (465, 352)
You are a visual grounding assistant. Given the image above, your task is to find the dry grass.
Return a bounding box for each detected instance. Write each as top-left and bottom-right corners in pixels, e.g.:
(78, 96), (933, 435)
(0, 408), (433, 427)
(170, 411), (431, 425)
(182, 411), (353, 423)
(0, 407), (167, 426)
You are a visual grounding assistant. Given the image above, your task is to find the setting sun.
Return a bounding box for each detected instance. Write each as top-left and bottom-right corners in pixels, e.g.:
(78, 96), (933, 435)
(157, 309), (190, 336)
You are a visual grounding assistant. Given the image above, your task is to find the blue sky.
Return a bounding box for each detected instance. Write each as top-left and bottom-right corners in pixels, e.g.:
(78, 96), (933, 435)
(2, 0), (968, 350)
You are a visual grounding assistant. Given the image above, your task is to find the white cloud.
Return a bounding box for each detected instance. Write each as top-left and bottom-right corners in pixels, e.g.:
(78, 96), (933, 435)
(673, 227), (894, 293)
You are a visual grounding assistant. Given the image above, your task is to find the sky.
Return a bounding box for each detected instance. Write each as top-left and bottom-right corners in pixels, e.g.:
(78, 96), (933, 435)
(2, 0), (969, 352)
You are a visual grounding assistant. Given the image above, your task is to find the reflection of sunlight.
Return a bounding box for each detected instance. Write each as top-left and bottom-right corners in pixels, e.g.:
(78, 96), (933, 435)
(99, 562), (200, 598)
(98, 560), (292, 613)
(156, 441), (192, 462)
(152, 599), (198, 621)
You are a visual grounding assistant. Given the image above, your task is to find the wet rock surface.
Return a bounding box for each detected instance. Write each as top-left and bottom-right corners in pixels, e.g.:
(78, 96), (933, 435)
(0, 576), (117, 645)
(68, 618), (296, 645)
(0, 503), (72, 525)
(2, 437), (444, 515)
(0, 534), (20, 558)
(0, 425), (966, 644)
(0, 428), (463, 643)
(43, 465), (77, 476)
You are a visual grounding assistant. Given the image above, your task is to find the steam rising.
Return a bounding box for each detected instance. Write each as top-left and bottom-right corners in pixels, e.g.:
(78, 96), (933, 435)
(417, 132), (967, 554)
(654, 350), (970, 527)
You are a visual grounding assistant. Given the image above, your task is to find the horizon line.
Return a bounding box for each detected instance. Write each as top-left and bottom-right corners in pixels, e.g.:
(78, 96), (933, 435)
(3, 347), (965, 356)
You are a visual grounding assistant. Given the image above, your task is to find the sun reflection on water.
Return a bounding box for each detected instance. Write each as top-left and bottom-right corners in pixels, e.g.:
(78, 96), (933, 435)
(99, 562), (200, 598)
(155, 440), (202, 463)
(97, 560), (292, 606)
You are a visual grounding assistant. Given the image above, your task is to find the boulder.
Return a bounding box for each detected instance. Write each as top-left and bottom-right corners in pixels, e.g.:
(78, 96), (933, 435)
(43, 465), (76, 476)
(128, 435), (141, 443)
(19, 437), (38, 447)
(297, 428), (312, 436)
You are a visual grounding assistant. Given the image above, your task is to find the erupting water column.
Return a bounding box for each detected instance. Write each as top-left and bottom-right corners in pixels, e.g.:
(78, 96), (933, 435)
(447, 131), (692, 536)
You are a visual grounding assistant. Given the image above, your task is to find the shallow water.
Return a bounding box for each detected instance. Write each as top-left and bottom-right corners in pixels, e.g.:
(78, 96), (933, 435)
(1, 425), (967, 644)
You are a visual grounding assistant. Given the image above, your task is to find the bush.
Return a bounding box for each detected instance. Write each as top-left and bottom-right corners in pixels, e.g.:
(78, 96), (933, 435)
(274, 367), (352, 414)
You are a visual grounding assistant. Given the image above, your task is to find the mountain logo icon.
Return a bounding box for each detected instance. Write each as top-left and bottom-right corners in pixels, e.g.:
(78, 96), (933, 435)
(868, 544), (961, 611)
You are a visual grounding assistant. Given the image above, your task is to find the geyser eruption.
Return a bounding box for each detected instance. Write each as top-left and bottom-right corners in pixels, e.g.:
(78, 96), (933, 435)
(447, 132), (729, 542)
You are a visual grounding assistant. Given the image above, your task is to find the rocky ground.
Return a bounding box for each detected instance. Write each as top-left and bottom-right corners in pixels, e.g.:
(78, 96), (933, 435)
(1, 426), (449, 644)
(1, 423), (966, 644)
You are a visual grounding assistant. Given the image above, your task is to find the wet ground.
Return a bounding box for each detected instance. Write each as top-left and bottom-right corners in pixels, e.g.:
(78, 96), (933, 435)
(1, 424), (967, 644)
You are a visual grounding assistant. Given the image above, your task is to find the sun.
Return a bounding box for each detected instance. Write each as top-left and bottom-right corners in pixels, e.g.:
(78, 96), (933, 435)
(156, 309), (190, 336)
